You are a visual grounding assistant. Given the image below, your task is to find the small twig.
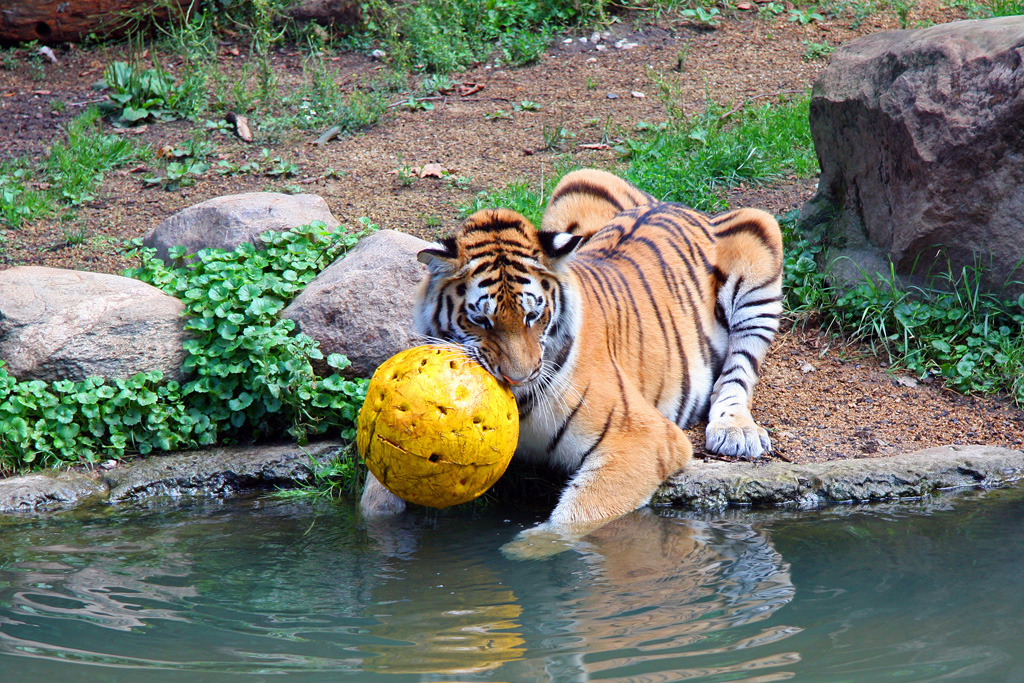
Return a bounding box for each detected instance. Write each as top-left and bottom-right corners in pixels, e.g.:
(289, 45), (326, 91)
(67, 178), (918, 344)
(721, 89), (805, 119)
(69, 97), (109, 107)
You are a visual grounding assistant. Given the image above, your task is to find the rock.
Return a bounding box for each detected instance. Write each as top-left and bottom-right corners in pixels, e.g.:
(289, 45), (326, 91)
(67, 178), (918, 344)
(282, 230), (430, 378)
(0, 266), (190, 383)
(143, 192), (341, 263)
(105, 441), (345, 503)
(801, 17), (1024, 297)
(0, 441), (347, 514)
(0, 471), (108, 513)
(654, 445), (1024, 509)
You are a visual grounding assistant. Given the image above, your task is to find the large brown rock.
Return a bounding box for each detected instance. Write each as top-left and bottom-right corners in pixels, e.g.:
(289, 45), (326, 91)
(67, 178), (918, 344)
(801, 17), (1024, 297)
(282, 230), (429, 378)
(143, 192), (341, 264)
(0, 266), (190, 383)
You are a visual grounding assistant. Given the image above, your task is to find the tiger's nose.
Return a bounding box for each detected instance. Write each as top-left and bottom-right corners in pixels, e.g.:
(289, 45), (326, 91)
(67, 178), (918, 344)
(501, 373), (526, 386)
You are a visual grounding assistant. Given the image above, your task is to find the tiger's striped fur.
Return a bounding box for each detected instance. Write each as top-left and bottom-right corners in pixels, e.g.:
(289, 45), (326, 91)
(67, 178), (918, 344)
(360, 169), (783, 533)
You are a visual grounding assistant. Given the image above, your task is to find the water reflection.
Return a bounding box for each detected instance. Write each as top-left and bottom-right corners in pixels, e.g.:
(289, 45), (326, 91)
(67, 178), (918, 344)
(360, 507), (797, 681)
(0, 500), (797, 681)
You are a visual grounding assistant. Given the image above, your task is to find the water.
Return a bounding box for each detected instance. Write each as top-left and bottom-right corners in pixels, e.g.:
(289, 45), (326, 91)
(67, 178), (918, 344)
(1, 486), (1023, 682)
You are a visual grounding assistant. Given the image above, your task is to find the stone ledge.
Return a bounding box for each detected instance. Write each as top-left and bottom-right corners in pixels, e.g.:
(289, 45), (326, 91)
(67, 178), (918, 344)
(2, 443), (1022, 516)
(653, 445), (1024, 509)
(0, 441), (346, 514)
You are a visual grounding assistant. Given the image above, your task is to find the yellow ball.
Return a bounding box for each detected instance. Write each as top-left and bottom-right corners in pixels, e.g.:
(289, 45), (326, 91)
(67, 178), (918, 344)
(357, 345), (519, 508)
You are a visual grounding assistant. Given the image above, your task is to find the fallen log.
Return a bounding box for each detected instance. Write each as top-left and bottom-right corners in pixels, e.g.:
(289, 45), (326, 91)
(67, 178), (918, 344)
(0, 0), (180, 45)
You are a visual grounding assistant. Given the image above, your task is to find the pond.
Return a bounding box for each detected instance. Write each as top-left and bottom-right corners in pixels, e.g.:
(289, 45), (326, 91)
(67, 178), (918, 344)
(1, 485), (1023, 682)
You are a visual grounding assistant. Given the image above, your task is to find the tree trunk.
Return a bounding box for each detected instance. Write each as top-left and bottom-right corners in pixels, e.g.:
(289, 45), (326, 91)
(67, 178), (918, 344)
(0, 0), (178, 45)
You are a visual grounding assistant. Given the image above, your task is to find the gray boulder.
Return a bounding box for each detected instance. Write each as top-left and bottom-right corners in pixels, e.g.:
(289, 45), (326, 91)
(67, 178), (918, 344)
(143, 192), (341, 263)
(0, 266), (190, 383)
(282, 230), (429, 378)
(801, 17), (1024, 297)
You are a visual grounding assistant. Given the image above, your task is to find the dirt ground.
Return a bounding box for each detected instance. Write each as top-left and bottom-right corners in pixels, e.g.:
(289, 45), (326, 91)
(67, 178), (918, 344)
(1, 1), (1021, 465)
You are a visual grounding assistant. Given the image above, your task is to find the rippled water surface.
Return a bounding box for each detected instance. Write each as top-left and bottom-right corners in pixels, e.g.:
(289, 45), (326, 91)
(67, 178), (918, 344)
(2, 486), (1023, 682)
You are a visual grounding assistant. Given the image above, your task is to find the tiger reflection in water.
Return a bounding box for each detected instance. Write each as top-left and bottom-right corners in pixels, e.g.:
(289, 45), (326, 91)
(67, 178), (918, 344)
(359, 509), (796, 681)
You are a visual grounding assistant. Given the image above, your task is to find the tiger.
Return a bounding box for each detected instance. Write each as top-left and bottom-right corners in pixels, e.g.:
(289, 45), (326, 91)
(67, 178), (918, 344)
(360, 168), (784, 543)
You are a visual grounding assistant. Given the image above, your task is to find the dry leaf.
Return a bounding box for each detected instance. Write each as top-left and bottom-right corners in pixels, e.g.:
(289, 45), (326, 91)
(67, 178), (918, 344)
(579, 143), (611, 150)
(895, 375), (919, 388)
(419, 162), (445, 178)
(736, 1), (754, 8)
(800, 363), (817, 374)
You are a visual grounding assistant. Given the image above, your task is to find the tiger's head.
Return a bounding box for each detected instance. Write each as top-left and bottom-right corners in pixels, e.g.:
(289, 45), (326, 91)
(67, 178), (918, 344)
(413, 209), (582, 390)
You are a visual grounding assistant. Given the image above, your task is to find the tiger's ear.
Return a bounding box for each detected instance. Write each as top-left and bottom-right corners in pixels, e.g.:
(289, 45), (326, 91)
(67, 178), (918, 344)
(537, 231), (583, 270)
(417, 237), (459, 274)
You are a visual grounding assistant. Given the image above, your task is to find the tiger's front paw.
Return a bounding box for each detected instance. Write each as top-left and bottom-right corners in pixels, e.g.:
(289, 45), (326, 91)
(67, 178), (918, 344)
(500, 524), (580, 561)
(706, 416), (771, 460)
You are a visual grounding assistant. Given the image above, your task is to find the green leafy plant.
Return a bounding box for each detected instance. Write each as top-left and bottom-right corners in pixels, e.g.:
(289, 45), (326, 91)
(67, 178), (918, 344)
(100, 60), (188, 125)
(419, 73), (457, 95)
(514, 100), (541, 112)
(499, 31), (550, 66)
(399, 96), (435, 112)
(681, 5), (722, 27)
(802, 40), (836, 61)
(541, 123), (574, 151)
(145, 135), (215, 189)
(787, 8), (825, 23)
(0, 224), (370, 473)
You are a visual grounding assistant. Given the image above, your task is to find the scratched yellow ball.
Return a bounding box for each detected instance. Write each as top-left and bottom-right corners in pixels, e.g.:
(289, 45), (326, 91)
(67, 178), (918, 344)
(357, 345), (519, 508)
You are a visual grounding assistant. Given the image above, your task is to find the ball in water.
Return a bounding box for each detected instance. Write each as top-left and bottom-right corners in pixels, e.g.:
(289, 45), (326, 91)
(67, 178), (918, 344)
(357, 345), (519, 508)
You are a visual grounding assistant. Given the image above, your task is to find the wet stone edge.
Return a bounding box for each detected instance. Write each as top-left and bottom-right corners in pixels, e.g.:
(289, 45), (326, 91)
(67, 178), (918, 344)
(0, 441), (347, 515)
(1, 443), (1022, 516)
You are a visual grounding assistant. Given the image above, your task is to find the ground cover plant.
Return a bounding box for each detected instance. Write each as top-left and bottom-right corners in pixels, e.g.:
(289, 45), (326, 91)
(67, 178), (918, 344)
(0, 224), (368, 473)
(782, 216), (1024, 407)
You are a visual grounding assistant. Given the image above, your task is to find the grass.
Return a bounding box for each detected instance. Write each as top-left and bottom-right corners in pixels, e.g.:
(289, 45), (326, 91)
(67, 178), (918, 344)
(463, 93), (817, 222)
(362, 0), (604, 72)
(782, 214), (1024, 407)
(0, 107), (148, 228)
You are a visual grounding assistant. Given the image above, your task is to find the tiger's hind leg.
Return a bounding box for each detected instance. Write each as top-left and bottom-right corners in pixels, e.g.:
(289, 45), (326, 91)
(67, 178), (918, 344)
(705, 208), (784, 459)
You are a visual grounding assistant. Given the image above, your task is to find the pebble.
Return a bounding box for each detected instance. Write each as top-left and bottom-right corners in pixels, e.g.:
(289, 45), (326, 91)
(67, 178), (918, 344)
(595, 44), (608, 52)
(370, 49), (386, 60)
(631, 91), (645, 98)
(800, 363), (817, 373)
(590, 32), (601, 43)
(563, 38), (573, 44)
(606, 93), (619, 99)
